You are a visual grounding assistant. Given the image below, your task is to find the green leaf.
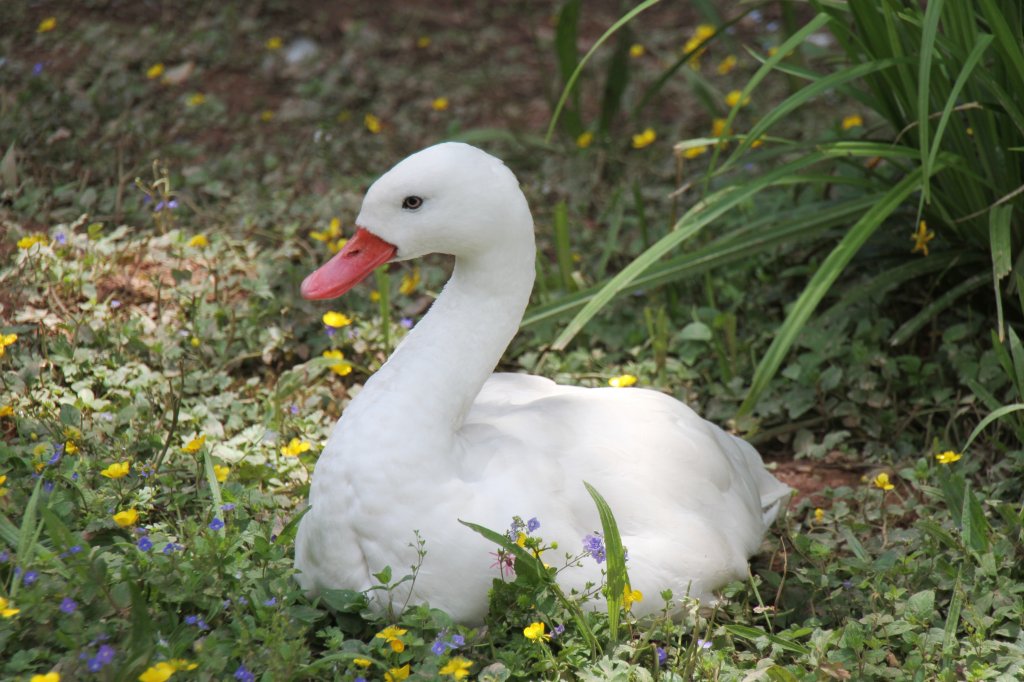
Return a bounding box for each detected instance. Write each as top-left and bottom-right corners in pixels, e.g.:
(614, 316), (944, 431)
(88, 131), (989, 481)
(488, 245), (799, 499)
(584, 482), (630, 642)
(724, 624), (811, 655)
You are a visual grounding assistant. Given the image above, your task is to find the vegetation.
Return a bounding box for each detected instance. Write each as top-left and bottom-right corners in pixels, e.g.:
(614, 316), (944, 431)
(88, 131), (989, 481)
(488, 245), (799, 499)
(1, 1), (1021, 680)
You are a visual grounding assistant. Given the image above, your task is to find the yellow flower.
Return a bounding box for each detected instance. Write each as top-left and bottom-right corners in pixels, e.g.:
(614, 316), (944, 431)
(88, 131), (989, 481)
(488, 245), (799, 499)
(576, 131), (594, 149)
(385, 664), (411, 682)
(186, 92), (206, 107)
(311, 217), (343, 243)
(0, 596), (19, 618)
(138, 663), (175, 682)
(322, 311), (353, 328)
(17, 235), (48, 249)
(0, 333), (14, 358)
(266, 36), (283, 50)
(322, 349), (353, 377)
(814, 507), (825, 523)
(911, 220), (935, 256)
(364, 113), (382, 134)
(369, 290), (381, 302)
(439, 657), (473, 679)
(725, 90), (750, 108)
(767, 46), (779, 57)
(523, 621), (549, 641)
(716, 55), (737, 75)
(0, 405), (12, 417)
(65, 440), (78, 454)
(417, 36), (432, 48)
(399, 268), (421, 295)
(182, 435), (206, 453)
(30, 674), (58, 682)
(629, 43), (645, 58)
(872, 472), (895, 491)
(935, 450), (962, 465)
(623, 584), (643, 610)
(608, 374), (637, 388)
(170, 660), (198, 671)
(37, 17), (57, 33)
(711, 118), (728, 138)
(375, 625), (408, 653)
(842, 114), (863, 130)
(113, 508), (139, 527)
(213, 464), (230, 482)
(682, 24), (716, 68)
(100, 461), (131, 479)
(187, 234), (208, 248)
(260, 109), (275, 122)
(631, 128), (656, 149)
(146, 63), (165, 79)
(432, 97), (449, 111)
(353, 658), (372, 668)
(190, 337), (200, 347)
(280, 437), (312, 457)
(515, 532), (527, 547)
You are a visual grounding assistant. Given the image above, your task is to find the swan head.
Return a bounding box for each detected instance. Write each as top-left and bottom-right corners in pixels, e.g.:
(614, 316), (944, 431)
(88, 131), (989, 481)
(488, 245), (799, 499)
(301, 142), (532, 300)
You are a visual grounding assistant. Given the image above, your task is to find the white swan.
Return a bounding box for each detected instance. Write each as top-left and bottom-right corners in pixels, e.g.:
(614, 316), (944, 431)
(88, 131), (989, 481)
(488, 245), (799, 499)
(293, 142), (790, 623)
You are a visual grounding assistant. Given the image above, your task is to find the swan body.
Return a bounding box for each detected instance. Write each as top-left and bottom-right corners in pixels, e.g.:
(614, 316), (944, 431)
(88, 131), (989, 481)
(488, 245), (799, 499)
(293, 143), (790, 623)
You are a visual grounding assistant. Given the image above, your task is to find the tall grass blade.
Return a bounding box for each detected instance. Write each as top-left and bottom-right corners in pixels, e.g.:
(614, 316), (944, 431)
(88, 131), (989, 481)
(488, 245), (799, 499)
(890, 272), (989, 346)
(916, 0), (945, 204)
(990, 203), (1013, 340)
(961, 403), (1024, 453)
(584, 482), (629, 642)
(546, 0), (662, 142)
(738, 166), (930, 416)
(551, 152), (829, 349)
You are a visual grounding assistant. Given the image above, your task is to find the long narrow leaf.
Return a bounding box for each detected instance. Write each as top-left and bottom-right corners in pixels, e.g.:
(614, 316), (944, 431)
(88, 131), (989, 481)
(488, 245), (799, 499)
(916, 0), (945, 203)
(551, 152), (830, 349)
(584, 482), (629, 642)
(890, 272), (989, 345)
(738, 166), (930, 416)
(546, 0), (662, 142)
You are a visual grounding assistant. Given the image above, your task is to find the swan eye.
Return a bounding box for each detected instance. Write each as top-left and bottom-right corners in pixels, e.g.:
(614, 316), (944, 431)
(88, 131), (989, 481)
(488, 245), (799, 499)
(402, 196), (424, 210)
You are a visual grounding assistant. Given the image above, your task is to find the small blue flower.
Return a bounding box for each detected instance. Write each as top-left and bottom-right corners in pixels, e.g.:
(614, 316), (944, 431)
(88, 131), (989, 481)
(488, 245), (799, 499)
(234, 664), (255, 682)
(163, 542), (182, 554)
(87, 657), (103, 673)
(137, 537), (153, 552)
(583, 534), (606, 564)
(0, 550), (8, 562)
(263, 597), (277, 607)
(70, 544), (82, 554)
(23, 570), (39, 585)
(59, 597), (77, 613)
(33, 62), (44, 76)
(43, 480), (54, 493)
(209, 518), (225, 531)
(197, 618), (209, 630)
(110, 299), (122, 309)
(48, 445), (64, 465)
(656, 646), (667, 664)
(697, 639), (712, 650)
(431, 639), (447, 656)
(551, 624), (565, 639)
(96, 644), (116, 665)
(450, 634), (465, 647)
(185, 615), (198, 625)
(237, 596), (248, 605)
(526, 517), (540, 533)
(221, 503), (236, 511)
(55, 232), (67, 245)
(289, 404), (299, 415)
(400, 317), (413, 329)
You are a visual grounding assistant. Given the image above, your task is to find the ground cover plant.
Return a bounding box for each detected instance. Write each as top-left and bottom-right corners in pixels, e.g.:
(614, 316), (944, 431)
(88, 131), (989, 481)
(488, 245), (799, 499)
(1, 1), (1023, 680)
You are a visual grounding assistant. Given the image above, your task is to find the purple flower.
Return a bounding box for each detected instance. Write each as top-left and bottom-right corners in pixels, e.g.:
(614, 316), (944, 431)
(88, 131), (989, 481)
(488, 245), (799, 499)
(208, 518), (225, 531)
(356, 678), (367, 682)
(70, 544), (82, 554)
(153, 199), (179, 212)
(60, 597), (77, 613)
(23, 570), (39, 585)
(198, 618), (209, 630)
(234, 664), (255, 682)
(400, 317), (413, 329)
(583, 534), (606, 564)
(55, 232), (67, 245)
(431, 639), (447, 656)
(237, 596), (248, 605)
(324, 325), (337, 338)
(289, 404), (299, 415)
(163, 542), (182, 554)
(697, 639), (712, 650)
(48, 444), (64, 465)
(137, 537), (153, 552)
(0, 550), (8, 563)
(551, 624), (565, 639)
(110, 299), (122, 309)
(263, 597), (277, 607)
(33, 62), (44, 76)
(87, 657), (104, 673)
(221, 503), (235, 511)
(842, 579), (853, 590)
(450, 634), (465, 647)
(656, 646), (667, 664)
(526, 517), (540, 533)
(96, 644), (116, 665)
(185, 615), (198, 625)
(43, 480), (54, 493)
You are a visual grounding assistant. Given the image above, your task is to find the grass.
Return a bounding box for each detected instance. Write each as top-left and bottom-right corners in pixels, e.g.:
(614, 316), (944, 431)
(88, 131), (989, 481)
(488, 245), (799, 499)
(1, 2), (1023, 680)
